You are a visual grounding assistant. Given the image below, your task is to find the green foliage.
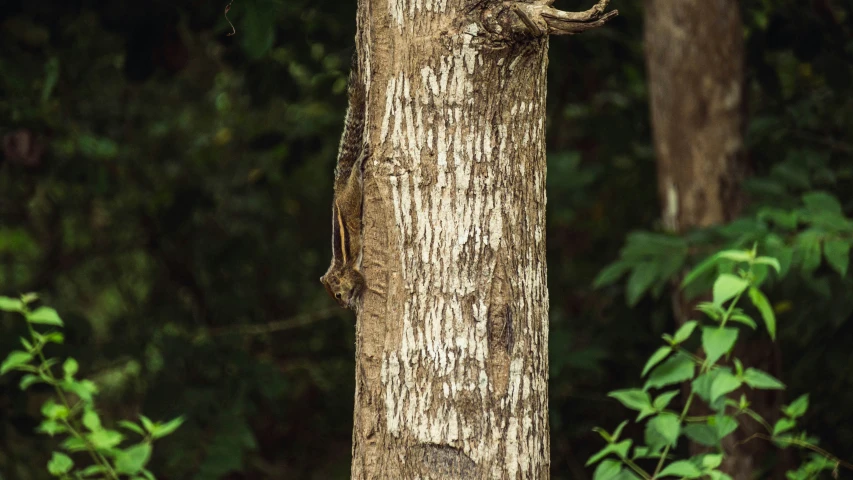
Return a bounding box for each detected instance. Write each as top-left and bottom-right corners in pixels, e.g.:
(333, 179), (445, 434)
(593, 232), (687, 306)
(0, 294), (183, 480)
(587, 250), (849, 479)
(1, 1), (359, 477)
(596, 191), (853, 306)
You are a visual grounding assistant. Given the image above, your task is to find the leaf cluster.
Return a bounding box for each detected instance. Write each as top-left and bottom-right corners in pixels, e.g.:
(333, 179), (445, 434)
(1, 295), (183, 480)
(587, 249), (846, 479)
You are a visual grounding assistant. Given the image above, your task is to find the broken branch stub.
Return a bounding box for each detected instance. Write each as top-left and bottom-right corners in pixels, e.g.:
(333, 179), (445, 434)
(482, 0), (618, 41)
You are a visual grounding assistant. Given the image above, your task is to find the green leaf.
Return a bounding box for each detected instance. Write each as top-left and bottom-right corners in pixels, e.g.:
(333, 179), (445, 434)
(653, 390), (679, 410)
(240, 0), (280, 59)
(712, 415), (738, 440)
(594, 261), (632, 288)
(27, 306), (63, 327)
(710, 371), (743, 403)
(119, 420), (147, 436)
(717, 250), (753, 263)
(83, 408), (102, 432)
(1, 350), (34, 374)
(41, 57), (60, 104)
(626, 262), (658, 307)
(140, 415), (156, 433)
(630, 446), (661, 460)
(87, 429), (124, 450)
(784, 394), (809, 419)
(747, 287), (776, 340)
(702, 453), (724, 469)
(63, 358), (79, 378)
(695, 302), (724, 321)
(642, 346), (672, 377)
(691, 370), (729, 409)
(712, 274), (748, 306)
(21, 293), (39, 304)
(37, 419), (67, 436)
(701, 327), (738, 366)
(758, 207), (798, 230)
(802, 191), (842, 215)
(19, 374), (42, 390)
(753, 256), (781, 274)
(612, 421), (628, 442)
(729, 312), (757, 329)
(743, 368), (785, 390)
(768, 244), (794, 276)
(614, 470), (642, 480)
(683, 424), (718, 447)
(115, 443), (153, 475)
(0, 296), (24, 312)
(151, 415), (185, 439)
(773, 418), (796, 435)
(78, 464), (108, 477)
(593, 427), (613, 444)
(60, 437), (88, 452)
(645, 413), (680, 451)
(734, 359), (744, 377)
(645, 354), (696, 390)
(681, 253), (721, 288)
(609, 390), (654, 423)
(60, 379), (99, 403)
(658, 460), (702, 478)
(44, 332), (64, 344)
(709, 472), (734, 480)
(47, 452), (73, 476)
(640, 347), (672, 377)
(823, 239), (850, 276)
(593, 460), (623, 480)
(673, 320), (698, 344)
(798, 232), (822, 275)
(586, 439), (633, 466)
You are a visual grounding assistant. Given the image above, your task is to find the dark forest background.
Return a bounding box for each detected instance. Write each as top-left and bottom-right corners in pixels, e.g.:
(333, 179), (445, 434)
(1, 0), (852, 478)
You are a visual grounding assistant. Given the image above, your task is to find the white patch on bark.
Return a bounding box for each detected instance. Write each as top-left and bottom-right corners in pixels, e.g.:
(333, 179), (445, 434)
(388, 0), (448, 30)
(664, 178), (679, 231)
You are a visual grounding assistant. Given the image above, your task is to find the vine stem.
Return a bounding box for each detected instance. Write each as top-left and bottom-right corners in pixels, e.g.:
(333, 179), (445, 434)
(652, 390), (696, 477)
(619, 455), (652, 479)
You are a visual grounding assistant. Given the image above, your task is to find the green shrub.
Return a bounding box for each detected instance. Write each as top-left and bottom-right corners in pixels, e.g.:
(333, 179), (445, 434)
(0, 294), (183, 480)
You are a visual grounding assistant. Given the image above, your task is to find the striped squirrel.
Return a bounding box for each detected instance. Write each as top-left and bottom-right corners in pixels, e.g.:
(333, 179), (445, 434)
(320, 52), (367, 310)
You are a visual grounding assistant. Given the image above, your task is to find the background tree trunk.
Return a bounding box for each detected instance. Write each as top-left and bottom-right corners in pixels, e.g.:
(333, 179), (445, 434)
(644, 1), (783, 478)
(644, 0), (746, 233)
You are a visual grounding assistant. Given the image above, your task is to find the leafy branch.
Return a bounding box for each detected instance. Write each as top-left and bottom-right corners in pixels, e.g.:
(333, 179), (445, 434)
(0, 294), (184, 480)
(586, 247), (852, 480)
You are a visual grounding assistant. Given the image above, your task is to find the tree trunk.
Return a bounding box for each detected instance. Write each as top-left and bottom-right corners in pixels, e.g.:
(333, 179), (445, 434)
(644, 2), (783, 478)
(349, 1), (615, 478)
(644, 0), (746, 233)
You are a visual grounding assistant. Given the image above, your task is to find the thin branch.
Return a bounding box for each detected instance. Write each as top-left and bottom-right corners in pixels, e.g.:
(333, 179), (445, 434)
(737, 433), (853, 473)
(203, 307), (341, 337)
(486, 0), (618, 40)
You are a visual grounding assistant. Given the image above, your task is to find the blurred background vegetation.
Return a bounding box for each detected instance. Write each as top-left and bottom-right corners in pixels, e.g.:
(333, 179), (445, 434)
(1, 0), (852, 478)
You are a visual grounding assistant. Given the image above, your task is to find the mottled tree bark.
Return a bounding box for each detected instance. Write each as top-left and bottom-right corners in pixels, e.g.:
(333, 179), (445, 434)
(349, 1), (614, 478)
(644, 2), (781, 478)
(644, 0), (746, 232)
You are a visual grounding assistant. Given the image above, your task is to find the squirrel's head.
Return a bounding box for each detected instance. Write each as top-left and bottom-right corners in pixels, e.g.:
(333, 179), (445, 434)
(320, 269), (365, 310)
